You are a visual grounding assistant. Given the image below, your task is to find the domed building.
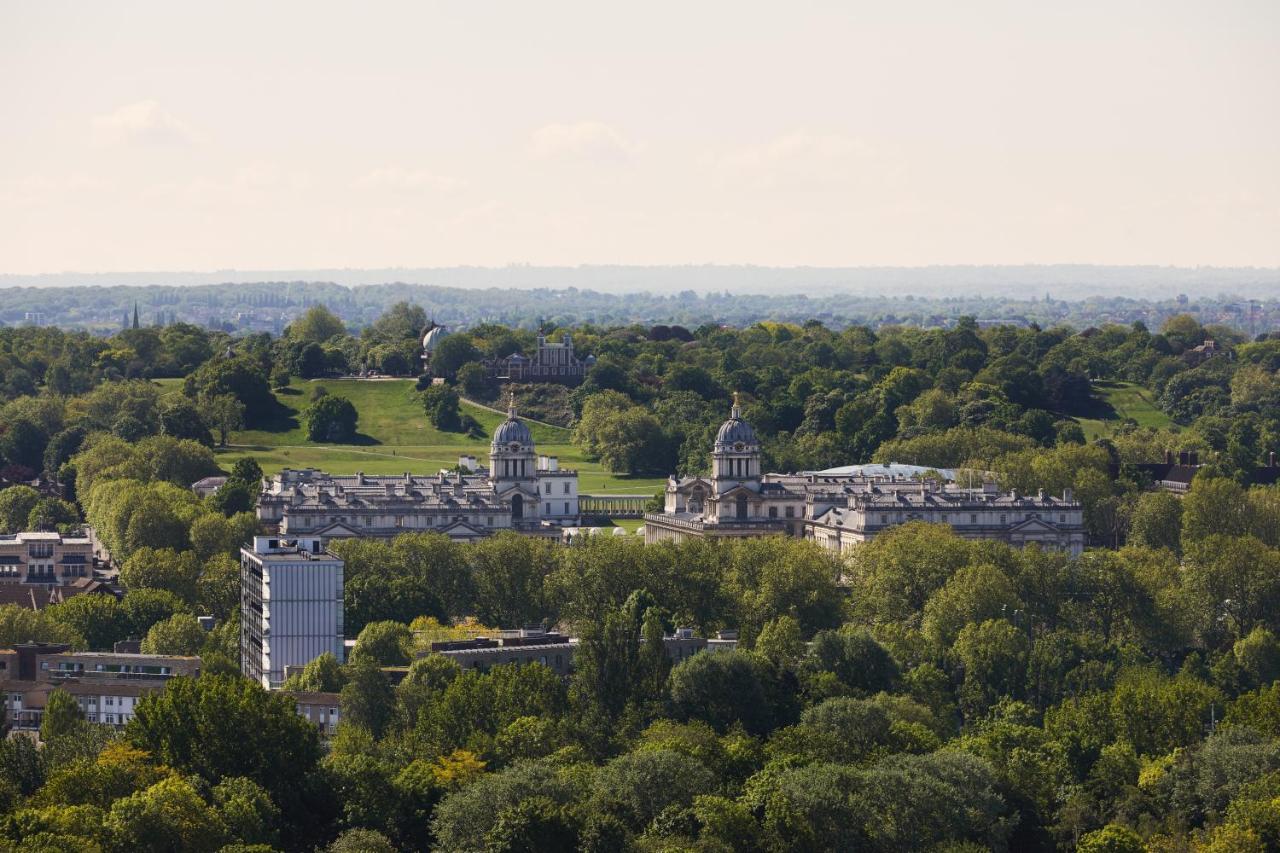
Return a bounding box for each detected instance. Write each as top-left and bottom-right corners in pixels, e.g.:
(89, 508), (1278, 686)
(419, 322), (451, 373)
(644, 396), (1085, 554)
(644, 395), (806, 542)
(256, 396), (579, 544)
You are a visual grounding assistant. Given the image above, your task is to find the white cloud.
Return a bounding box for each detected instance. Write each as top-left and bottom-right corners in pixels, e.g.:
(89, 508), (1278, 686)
(91, 100), (200, 147)
(529, 121), (640, 162)
(351, 167), (464, 192)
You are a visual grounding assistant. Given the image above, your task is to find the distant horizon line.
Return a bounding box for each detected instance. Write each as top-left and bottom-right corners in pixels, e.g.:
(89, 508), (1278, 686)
(3, 263), (1277, 301)
(5, 262), (1280, 277)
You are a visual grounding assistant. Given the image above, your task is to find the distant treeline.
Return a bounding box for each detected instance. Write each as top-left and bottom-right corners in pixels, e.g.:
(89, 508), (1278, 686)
(0, 279), (1277, 336)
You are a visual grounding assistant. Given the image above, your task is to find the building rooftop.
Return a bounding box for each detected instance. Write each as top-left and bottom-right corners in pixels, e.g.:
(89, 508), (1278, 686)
(37, 651), (200, 661)
(844, 486), (1078, 509)
(248, 548), (341, 563)
(808, 463), (960, 480)
(282, 690), (342, 704)
(0, 531), (91, 544)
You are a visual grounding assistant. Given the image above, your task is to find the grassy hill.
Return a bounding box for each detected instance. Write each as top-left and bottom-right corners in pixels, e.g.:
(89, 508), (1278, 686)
(1076, 380), (1175, 440)
(209, 378), (662, 495)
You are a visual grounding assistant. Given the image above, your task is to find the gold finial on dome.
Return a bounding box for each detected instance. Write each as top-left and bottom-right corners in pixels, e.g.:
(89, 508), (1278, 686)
(731, 391), (741, 418)
(507, 391), (517, 418)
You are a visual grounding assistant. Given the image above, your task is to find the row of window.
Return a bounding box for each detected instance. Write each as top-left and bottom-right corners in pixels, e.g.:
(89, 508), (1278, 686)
(543, 482), (573, 494)
(877, 512), (1071, 525)
(44, 662), (172, 674)
(464, 654), (565, 670)
(9, 566), (86, 579)
(304, 505), (579, 529)
(85, 713), (127, 724)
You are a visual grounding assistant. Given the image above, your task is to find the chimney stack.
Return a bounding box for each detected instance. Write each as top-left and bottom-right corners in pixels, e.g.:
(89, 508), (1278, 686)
(1164, 449), (1173, 465)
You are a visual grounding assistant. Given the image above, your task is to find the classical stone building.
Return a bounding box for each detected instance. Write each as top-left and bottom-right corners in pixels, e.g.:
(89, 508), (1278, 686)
(484, 332), (594, 384)
(644, 398), (1086, 555)
(256, 399), (579, 544)
(420, 323), (594, 385)
(804, 480), (1085, 555)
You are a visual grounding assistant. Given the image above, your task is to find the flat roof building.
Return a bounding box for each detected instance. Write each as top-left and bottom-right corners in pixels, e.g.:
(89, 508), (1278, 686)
(284, 690), (342, 737)
(0, 531), (95, 588)
(0, 643), (200, 732)
(240, 536), (344, 690)
(424, 627), (717, 675)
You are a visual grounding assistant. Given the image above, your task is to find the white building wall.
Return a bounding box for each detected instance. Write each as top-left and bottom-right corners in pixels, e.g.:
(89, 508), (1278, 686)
(536, 474), (579, 520)
(260, 558), (344, 690)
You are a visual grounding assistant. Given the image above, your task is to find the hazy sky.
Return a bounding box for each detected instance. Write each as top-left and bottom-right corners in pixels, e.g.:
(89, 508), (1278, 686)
(2, 1), (1278, 273)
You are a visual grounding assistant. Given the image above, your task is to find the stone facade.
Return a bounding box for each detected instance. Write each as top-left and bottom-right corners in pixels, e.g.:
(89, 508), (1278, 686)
(645, 399), (1086, 555)
(256, 400), (580, 545)
(484, 333), (594, 384)
(804, 480), (1085, 555)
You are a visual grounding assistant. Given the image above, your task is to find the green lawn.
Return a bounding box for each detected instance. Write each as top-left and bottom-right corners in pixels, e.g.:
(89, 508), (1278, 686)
(215, 379), (663, 495)
(1077, 380), (1175, 441)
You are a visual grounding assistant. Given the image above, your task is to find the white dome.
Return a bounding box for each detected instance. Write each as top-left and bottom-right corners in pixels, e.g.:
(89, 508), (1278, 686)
(422, 325), (450, 352)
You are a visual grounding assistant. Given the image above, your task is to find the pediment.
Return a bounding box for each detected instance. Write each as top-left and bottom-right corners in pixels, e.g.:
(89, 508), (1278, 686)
(310, 522), (362, 538)
(493, 483), (541, 499)
(437, 520), (488, 539)
(715, 484), (762, 500)
(1008, 516), (1059, 533)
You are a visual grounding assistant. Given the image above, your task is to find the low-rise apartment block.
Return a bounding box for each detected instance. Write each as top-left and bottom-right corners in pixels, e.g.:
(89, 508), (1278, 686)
(0, 531), (96, 587)
(284, 690), (343, 736)
(0, 643), (200, 732)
